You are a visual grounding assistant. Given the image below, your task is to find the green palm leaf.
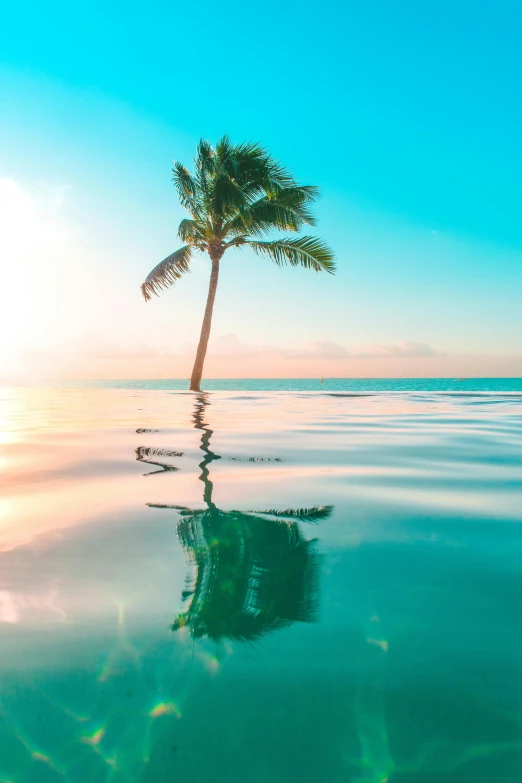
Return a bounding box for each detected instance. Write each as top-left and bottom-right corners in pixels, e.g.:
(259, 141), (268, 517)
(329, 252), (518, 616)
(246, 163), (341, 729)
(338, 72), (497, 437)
(222, 187), (318, 238)
(172, 162), (199, 216)
(178, 219), (207, 246)
(141, 245), (192, 301)
(248, 236), (335, 273)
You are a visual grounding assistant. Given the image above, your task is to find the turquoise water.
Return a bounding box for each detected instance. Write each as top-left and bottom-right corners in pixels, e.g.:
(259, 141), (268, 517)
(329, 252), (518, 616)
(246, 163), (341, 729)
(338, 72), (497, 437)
(2, 388), (522, 782)
(70, 377), (522, 392)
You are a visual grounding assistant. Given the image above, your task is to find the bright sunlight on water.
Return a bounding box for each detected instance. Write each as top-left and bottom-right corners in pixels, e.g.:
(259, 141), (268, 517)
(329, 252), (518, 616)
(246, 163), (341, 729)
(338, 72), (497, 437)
(1, 388), (522, 782)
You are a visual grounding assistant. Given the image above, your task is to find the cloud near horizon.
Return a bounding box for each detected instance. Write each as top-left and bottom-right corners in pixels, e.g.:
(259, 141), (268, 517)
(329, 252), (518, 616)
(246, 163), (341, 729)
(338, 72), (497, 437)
(67, 333), (442, 366)
(287, 339), (440, 360)
(8, 333), (520, 383)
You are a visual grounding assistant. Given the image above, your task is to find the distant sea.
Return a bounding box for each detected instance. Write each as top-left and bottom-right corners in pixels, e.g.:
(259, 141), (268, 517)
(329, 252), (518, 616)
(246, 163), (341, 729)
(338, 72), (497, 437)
(70, 377), (522, 392)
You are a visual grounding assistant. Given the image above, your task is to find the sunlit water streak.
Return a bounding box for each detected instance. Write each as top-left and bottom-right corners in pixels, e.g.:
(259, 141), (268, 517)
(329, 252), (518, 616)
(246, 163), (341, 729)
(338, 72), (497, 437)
(1, 388), (522, 782)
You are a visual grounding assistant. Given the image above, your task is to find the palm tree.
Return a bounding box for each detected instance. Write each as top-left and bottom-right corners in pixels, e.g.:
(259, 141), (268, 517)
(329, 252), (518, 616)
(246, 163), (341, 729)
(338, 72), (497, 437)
(141, 137), (335, 391)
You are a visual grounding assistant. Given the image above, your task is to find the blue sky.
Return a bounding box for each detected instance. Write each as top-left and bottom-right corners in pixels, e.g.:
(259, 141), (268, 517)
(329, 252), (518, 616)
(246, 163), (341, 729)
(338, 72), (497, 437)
(1, 0), (522, 378)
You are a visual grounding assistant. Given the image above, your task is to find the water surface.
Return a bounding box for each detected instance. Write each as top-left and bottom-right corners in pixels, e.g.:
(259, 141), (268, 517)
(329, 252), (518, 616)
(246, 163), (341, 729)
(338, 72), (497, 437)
(68, 377), (522, 392)
(1, 389), (522, 782)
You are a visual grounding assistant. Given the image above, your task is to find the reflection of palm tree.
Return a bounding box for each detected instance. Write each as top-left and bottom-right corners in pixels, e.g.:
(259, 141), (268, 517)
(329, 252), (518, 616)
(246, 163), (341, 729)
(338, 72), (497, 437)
(149, 394), (332, 641)
(171, 506), (322, 641)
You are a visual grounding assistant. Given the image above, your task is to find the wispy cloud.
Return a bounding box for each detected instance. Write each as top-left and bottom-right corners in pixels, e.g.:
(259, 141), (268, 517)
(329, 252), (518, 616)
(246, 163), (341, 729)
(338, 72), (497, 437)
(209, 336), (440, 361)
(5, 332), (522, 381)
(67, 335), (159, 361)
(2, 333), (445, 381)
(288, 340), (349, 360)
(350, 341), (440, 358)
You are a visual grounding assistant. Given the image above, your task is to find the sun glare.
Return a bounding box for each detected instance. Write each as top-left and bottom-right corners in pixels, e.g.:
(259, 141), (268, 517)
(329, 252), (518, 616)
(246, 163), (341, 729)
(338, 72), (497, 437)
(0, 178), (73, 378)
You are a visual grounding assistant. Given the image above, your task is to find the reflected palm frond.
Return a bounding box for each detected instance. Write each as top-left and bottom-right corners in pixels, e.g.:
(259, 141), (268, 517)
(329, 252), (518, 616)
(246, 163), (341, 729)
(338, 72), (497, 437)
(244, 506), (334, 523)
(135, 446), (183, 476)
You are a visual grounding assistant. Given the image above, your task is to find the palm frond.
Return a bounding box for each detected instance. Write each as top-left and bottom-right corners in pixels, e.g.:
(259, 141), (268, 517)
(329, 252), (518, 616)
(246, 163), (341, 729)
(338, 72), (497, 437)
(285, 184), (320, 202)
(221, 187), (319, 240)
(141, 245), (192, 301)
(172, 162), (199, 216)
(247, 506), (334, 523)
(213, 139), (297, 206)
(216, 135), (235, 168)
(247, 189), (317, 230)
(192, 139), (216, 214)
(195, 139), (215, 188)
(233, 141), (296, 191)
(213, 175), (250, 218)
(265, 158), (298, 191)
(227, 141), (271, 183)
(248, 236), (335, 273)
(269, 185), (319, 213)
(147, 503), (201, 512)
(196, 139), (215, 170)
(178, 218), (207, 247)
(224, 236), (247, 249)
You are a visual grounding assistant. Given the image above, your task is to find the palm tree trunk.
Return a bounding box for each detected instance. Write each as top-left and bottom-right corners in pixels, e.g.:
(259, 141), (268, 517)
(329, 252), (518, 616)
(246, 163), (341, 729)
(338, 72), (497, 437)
(189, 247), (223, 391)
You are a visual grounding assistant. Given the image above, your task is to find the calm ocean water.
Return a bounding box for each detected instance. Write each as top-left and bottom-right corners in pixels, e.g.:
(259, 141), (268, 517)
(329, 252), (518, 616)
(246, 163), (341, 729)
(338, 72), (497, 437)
(72, 377), (522, 392)
(1, 387), (522, 782)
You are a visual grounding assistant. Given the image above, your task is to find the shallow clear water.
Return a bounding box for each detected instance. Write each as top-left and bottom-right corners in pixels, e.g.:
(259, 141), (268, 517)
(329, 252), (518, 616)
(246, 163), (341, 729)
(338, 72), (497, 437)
(2, 388), (522, 782)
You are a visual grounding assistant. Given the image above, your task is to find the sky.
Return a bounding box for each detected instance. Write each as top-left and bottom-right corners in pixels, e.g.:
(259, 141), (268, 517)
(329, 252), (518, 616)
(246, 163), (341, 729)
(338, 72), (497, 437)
(1, 0), (522, 379)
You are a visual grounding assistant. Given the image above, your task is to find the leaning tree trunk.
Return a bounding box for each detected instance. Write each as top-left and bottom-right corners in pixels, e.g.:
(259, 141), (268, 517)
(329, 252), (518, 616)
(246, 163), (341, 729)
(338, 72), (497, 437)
(189, 246), (223, 391)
